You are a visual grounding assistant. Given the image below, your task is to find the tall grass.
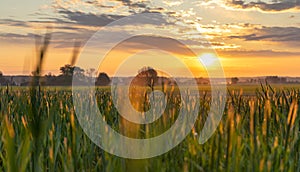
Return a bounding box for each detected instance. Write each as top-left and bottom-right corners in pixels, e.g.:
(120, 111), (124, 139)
(0, 82), (299, 171)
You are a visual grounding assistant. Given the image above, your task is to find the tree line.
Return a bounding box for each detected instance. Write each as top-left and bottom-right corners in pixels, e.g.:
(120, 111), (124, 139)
(0, 65), (165, 87)
(0, 64), (111, 86)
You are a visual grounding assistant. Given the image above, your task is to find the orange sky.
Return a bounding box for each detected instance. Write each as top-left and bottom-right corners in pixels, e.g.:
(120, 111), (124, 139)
(1, 0), (300, 77)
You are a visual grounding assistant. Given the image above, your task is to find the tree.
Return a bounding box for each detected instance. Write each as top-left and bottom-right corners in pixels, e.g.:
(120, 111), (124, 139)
(45, 72), (53, 78)
(60, 64), (74, 77)
(52, 64), (86, 86)
(133, 66), (158, 90)
(265, 76), (287, 83)
(59, 64), (84, 77)
(0, 71), (10, 86)
(96, 72), (111, 86)
(231, 77), (239, 84)
(128, 67), (158, 113)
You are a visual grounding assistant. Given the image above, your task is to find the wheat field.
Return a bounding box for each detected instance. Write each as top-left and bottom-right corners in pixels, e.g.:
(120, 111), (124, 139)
(0, 83), (299, 171)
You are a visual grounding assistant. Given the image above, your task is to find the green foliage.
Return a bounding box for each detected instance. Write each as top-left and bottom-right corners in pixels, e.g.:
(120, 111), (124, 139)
(0, 83), (299, 171)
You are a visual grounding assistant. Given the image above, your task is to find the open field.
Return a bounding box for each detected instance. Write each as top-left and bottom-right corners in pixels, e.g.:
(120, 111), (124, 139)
(0, 83), (299, 171)
(2, 0), (300, 171)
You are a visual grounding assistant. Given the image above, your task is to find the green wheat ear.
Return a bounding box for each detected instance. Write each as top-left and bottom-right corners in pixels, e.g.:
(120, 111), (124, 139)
(29, 32), (51, 172)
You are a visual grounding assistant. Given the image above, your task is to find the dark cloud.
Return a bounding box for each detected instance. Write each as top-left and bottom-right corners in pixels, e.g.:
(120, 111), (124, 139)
(0, 18), (93, 32)
(0, 33), (38, 39)
(227, 0), (300, 11)
(0, 1), (172, 50)
(0, 0), (169, 29)
(58, 10), (126, 27)
(0, 33), (40, 45)
(115, 0), (147, 8)
(56, 8), (170, 27)
(0, 18), (75, 29)
(82, 0), (149, 12)
(0, 11), (172, 49)
(0, 19), (29, 27)
(229, 26), (300, 43)
(85, 1), (116, 8)
(0, 28), (94, 48)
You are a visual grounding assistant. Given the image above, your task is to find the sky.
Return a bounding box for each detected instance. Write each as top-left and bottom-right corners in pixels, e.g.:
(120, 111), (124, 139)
(0, 0), (300, 77)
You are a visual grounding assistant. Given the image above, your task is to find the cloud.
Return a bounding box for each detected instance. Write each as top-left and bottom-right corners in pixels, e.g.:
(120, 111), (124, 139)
(0, 0), (171, 32)
(84, 1), (116, 8)
(58, 10), (126, 27)
(210, 42), (240, 49)
(0, 10), (173, 49)
(0, 33), (38, 39)
(218, 49), (300, 57)
(58, 8), (172, 27)
(53, 0), (150, 15)
(0, 28), (94, 48)
(111, 35), (197, 57)
(115, 0), (147, 8)
(226, 0), (300, 12)
(229, 26), (300, 42)
(0, 19), (29, 27)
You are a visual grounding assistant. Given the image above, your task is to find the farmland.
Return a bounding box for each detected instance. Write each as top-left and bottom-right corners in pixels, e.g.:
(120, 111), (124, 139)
(0, 83), (299, 171)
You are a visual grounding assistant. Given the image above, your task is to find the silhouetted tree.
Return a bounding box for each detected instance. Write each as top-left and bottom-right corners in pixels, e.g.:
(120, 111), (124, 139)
(47, 64), (86, 86)
(96, 72), (111, 86)
(265, 76), (287, 83)
(0, 71), (10, 86)
(45, 72), (52, 77)
(231, 77), (239, 84)
(59, 64), (84, 77)
(60, 64), (74, 77)
(132, 66), (158, 91)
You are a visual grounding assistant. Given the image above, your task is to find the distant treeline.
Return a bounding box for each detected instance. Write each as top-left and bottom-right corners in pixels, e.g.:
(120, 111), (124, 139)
(0, 65), (296, 86)
(0, 65), (111, 86)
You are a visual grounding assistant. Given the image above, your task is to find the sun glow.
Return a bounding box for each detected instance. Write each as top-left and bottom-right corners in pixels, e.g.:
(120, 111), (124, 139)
(198, 53), (218, 67)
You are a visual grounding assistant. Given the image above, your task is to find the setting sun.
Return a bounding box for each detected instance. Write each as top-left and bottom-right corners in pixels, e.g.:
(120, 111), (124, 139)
(198, 53), (218, 67)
